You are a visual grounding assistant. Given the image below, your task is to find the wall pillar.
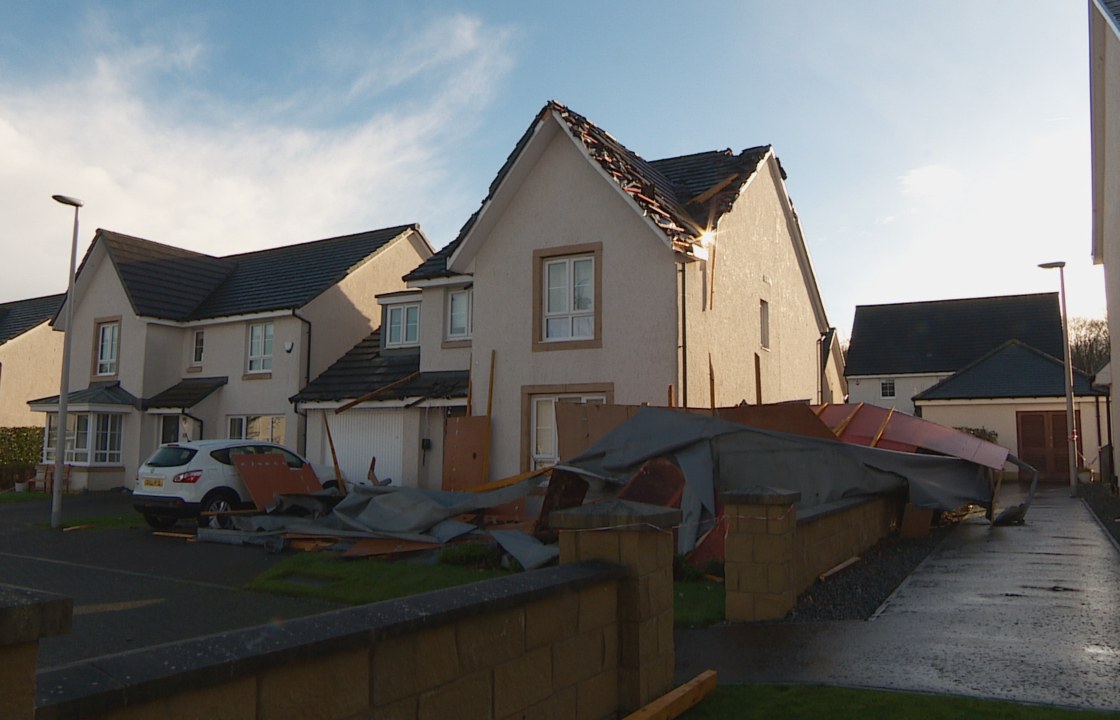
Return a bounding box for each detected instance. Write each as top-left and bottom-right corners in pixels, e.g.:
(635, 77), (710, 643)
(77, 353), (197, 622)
(723, 487), (800, 622)
(551, 499), (680, 714)
(0, 586), (72, 720)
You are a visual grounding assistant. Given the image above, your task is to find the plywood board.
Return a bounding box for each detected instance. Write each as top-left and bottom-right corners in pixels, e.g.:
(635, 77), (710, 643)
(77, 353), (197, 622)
(555, 403), (640, 461)
(340, 538), (440, 558)
(716, 404), (838, 441)
(233, 453), (322, 509)
(442, 415), (490, 491)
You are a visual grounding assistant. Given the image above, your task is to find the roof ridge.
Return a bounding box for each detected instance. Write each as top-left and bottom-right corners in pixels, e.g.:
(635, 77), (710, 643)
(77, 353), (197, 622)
(217, 224), (417, 261)
(856, 291), (1058, 310)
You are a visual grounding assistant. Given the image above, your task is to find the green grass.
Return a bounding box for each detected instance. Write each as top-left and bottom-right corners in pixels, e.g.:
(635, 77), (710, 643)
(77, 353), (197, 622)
(682, 685), (1112, 719)
(247, 551), (509, 605)
(675, 580), (725, 628)
(0, 490), (49, 504)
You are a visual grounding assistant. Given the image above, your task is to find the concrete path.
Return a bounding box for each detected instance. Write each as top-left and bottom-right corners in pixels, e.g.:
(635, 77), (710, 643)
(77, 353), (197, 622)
(675, 487), (1120, 712)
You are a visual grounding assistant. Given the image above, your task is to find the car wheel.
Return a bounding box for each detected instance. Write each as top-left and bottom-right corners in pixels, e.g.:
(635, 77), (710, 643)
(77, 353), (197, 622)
(143, 513), (177, 530)
(199, 490), (240, 530)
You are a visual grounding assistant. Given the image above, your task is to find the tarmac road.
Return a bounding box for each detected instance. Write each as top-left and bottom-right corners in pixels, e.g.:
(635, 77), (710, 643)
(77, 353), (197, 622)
(0, 491), (340, 669)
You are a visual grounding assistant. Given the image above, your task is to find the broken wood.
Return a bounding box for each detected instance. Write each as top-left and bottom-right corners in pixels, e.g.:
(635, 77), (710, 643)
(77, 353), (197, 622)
(152, 531), (194, 540)
(322, 413), (346, 494)
(688, 173), (740, 205)
(481, 349), (495, 483)
(667, 384), (674, 408)
(234, 453), (322, 509)
(708, 353), (716, 416)
(622, 669), (717, 720)
(707, 242), (717, 310)
(335, 371), (421, 414)
(341, 537), (440, 559)
(819, 556), (861, 582)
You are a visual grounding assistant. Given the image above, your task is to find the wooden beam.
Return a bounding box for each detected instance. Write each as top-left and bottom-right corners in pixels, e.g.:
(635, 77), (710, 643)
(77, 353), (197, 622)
(322, 412), (346, 494)
(870, 407), (895, 447)
(622, 669), (718, 720)
(335, 371), (420, 414)
(688, 173), (739, 205)
(708, 353), (716, 416)
(707, 243), (717, 310)
(481, 349), (496, 483)
(667, 384), (675, 408)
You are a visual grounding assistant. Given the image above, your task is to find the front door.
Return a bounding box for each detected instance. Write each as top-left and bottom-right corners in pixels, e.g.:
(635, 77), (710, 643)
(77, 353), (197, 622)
(1016, 410), (1082, 482)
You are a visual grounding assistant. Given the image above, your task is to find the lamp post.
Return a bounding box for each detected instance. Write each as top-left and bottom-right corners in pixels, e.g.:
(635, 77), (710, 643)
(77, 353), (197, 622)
(51, 194), (82, 529)
(1039, 261), (1078, 497)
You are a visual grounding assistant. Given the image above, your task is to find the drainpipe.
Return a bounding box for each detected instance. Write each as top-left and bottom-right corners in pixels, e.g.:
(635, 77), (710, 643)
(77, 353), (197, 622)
(680, 262), (688, 408)
(291, 309), (313, 454)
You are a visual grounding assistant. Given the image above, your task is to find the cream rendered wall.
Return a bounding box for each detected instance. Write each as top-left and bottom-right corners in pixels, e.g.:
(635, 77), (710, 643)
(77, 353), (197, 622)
(821, 344), (846, 404)
(847, 373), (950, 414)
(918, 397), (1107, 475)
(0, 322), (61, 426)
(467, 128), (679, 479)
(682, 157), (826, 408)
(418, 286), (472, 373)
(302, 230), (431, 379)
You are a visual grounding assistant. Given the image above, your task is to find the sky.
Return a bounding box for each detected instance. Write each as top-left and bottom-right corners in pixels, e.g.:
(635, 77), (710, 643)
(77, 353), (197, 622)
(0, 0), (1102, 340)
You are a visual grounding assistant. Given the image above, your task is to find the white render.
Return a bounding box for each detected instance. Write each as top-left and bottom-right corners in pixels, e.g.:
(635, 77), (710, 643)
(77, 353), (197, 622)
(847, 373), (951, 415)
(0, 320), (62, 427)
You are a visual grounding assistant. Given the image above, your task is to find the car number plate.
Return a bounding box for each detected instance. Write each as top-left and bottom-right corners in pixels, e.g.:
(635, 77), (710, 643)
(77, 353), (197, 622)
(142, 476), (163, 488)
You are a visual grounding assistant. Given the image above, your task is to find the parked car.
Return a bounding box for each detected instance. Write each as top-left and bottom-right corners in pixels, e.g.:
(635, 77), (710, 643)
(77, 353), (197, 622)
(132, 439), (345, 529)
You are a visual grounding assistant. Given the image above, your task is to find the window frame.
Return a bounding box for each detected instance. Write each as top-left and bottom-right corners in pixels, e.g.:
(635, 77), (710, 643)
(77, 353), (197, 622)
(43, 411), (123, 466)
(386, 303), (421, 347)
(191, 330), (205, 366)
(93, 319), (121, 377)
(532, 243), (603, 352)
(445, 288), (472, 342)
(247, 321), (273, 373)
(520, 382), (614, 471)
(227, 414), (286, 443)
(880, 378), (896, 399)
(760, 299), (770, 350)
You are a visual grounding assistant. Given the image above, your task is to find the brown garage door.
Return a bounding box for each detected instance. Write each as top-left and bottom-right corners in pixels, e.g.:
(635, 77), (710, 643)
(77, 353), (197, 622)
(1016, 410), (1082, 482)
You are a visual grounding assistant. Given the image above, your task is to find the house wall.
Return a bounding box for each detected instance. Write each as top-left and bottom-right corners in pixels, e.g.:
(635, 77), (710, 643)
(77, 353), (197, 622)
(418, 285), (473, 373)
(466, 128), (679, 478)
(847, 373), (950, 414)
(0, 322), (61, 427)
(1092, 2), (1120, 471)
(682, 156), (827, 408)
(821, 342), (847, 404)
(302, 230), (430, 379)
(917, 396), (1108, 475)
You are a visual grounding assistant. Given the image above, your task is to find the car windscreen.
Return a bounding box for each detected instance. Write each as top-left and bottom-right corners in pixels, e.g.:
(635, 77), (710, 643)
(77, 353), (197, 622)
(144, 446), (197, 467)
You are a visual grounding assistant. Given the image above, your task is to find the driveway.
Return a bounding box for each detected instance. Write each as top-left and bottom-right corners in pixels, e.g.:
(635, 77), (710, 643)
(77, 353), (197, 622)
(676, 486), (1120, 712)
(0, 492), (340, 669)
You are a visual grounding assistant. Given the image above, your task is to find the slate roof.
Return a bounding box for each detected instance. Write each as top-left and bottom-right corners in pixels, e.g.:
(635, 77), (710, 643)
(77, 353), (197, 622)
(1102, 0), (1120, 28)
(0, 293), (63, 344)
(292, 329), (469, 404)
(29, 381), (140, 408)
(406, 101), (773, 282)
(82, 225), (419, 321)
(145, 377), (228, 409)
(914, 340), (1104, 401)
(845, 293), (1063, 377)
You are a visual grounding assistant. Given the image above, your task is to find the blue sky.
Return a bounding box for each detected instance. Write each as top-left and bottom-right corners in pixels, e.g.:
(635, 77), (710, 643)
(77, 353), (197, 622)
(0, 1), (1100, 339)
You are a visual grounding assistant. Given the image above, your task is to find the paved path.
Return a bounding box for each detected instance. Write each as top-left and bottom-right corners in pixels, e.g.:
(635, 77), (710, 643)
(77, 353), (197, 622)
(676, 487), (1120, 712)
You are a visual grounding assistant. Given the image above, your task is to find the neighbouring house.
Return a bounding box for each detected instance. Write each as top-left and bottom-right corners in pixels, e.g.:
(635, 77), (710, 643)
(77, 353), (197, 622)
(913, 340), (1107, 482)
(0, 293), (64, 427)
(845, 293), (1064, 415)
(1090, 0), (1120, 481)
(29, 226), (432, 491)
(300, 100), (846, 485)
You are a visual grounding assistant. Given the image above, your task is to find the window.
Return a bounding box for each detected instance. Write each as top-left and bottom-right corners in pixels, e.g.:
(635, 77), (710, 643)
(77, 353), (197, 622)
(248, 322), (273, 372)
(228, 414), (286, 443)
(760, 300), (770, 349)
(530, 393), (606, 469)
(43, 412), (121, 465)
(447, 289), (472, 340)
(95, 321), (120, 376)
(880, 379), (896, 399)
(192, 330), (205, 365)
(160, 415), (181, 444)
(543, 256), (595, 340)
(386, 303), (420, 347)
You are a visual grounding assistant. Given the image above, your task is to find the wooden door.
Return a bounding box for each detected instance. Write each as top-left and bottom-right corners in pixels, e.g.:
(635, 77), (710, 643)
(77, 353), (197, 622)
(1016, 410), (1082, 482)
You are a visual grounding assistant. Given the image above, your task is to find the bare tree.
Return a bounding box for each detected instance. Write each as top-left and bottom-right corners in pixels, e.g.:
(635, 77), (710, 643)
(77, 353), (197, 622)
(1069, 316), (1110, 375)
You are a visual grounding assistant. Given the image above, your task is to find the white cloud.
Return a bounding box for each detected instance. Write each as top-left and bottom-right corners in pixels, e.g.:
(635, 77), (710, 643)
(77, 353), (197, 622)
(0, 13), (513, 303)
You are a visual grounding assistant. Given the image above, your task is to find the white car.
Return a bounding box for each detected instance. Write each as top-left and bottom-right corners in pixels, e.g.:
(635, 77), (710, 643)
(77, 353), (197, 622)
(132, 439), (343, 529)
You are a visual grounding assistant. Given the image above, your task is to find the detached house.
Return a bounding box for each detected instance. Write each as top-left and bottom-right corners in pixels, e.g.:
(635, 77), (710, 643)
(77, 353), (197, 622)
(30, 226), (431, 491)
(295, 101), (845, 485)
(0, 293), (64, 427)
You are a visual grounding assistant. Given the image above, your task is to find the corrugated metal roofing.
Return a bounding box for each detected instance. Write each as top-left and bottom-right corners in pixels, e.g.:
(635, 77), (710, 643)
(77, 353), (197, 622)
(845, 293), (1063, 376)
(405, 101), (773, 282)
(292, 329), (468, 404)
(0, 293), (63, 344)
(145, 376), (228, 409)
(86, 225), (418, 321)
(913, 340), (1104, 400)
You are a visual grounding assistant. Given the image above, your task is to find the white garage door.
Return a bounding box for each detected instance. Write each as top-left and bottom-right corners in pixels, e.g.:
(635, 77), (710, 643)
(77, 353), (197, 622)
(328, 410), (405, 486)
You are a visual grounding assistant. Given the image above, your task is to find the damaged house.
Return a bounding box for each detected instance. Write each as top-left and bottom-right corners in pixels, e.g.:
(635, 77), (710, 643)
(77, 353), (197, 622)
(295, 100), (846, 486)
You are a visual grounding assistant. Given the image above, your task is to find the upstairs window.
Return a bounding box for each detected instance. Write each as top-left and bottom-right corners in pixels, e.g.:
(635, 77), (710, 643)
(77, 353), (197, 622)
(248, 322), (273, 372)
(95, 320), (120, 376)
(880, 378), (896, 399)
(543, 255), (595, 341)
(387, 303), (420, 347)
(447, 289), (472, 340)
(192, 330), (205, 365)
(760, 299), (770, 350)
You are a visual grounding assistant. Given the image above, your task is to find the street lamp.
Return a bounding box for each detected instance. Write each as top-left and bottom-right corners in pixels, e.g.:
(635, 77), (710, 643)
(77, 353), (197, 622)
(51, 194), (82, 529)
(1039, 260), (1078, 497)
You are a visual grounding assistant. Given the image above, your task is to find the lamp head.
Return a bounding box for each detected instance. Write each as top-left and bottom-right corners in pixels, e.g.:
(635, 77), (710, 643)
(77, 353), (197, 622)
(52, 195), (83, 208)
(1038, 261), (1066, 269)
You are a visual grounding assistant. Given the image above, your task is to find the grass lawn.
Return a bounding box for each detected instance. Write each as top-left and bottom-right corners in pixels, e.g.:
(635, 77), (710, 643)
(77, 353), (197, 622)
(0, 490), (49, 504)
(682, 685), (1111, 719)
(246, 550), (509, 605)
(675, 580), (725, 627)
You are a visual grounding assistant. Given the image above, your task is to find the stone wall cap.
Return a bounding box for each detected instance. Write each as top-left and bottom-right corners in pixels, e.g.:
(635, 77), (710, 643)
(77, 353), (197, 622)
(0, 584), (72, 645)
(550, 499), (681, 530)
(722, 487), (802, 505)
